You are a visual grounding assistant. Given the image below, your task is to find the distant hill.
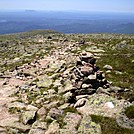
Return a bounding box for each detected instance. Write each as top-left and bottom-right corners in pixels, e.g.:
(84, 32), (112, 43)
(0, 11), (134, 34)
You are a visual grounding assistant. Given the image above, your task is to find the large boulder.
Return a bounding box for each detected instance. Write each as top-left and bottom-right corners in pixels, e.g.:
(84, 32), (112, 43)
(76, 94), (129, 118)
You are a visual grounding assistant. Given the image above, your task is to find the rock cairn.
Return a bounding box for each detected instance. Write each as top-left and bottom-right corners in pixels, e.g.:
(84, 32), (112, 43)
(72, 51), (110, 96)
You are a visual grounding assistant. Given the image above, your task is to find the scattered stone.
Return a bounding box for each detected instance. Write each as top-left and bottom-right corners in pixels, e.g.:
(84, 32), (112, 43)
(7, 102), (26, 110)
(26, 105), (38, 111)
(0, 117), (30, 132)
(36, 77), (53, 88)
(63, 112), (81, 131)
(88, 73), (97, 80)
(47, 108), (64, 120)
(104, 102), (115, 109)
(58, 103), (70, 110)
(29, 121), (47, 134)
(29, 128), (46, 134)
(115, 71), (123, 75)
(45, 121), (60, 134)
(82, 83), (92, 89)
(37, 107), (47, 117)
(22, 111), (36, 125)
(76, 95), (89, 100)
(74, 98), (87, 108)
(103, 65), (113, 70)
(63, 92), (73, 103)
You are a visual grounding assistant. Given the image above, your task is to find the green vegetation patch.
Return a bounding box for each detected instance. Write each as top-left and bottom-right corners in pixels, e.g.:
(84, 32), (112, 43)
(91, 115), (134, 134)
(125, 105), (134, 119)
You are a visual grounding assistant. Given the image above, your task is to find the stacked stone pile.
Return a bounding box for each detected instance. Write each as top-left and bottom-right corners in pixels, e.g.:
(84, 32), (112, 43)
(72, 51), (110, 96)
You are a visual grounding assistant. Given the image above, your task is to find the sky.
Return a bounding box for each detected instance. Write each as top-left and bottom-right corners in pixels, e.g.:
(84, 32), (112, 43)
(0, 0), (134, 13)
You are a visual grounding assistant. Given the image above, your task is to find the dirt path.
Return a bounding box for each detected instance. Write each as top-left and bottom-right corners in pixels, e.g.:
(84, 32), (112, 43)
(0, 41), (74, 130)
(0, 56), (53, 123)
(0, 77), (25, 121)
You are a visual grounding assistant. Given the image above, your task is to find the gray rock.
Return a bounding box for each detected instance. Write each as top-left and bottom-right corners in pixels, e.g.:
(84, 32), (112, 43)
(29, 120), (47, 134)
(103, 65), (113, 70)
(63, 80), (76, 93)
(76, 88), (96, 95)
(26, 105), (38, 111)
(36, 77), (53, 88)
(77, 94), (128, 118)
(116, 115), (134, 129)
(88, 73), (97, 80)
(108, 86), (124, 93)
(45, 101), (60, 109)
(0, 127), (6, 133)
(47, 108), (64, 120)
(63, 112), (81, 131)
(53, 79), (62, 88)
(46, 60), (65, 73)
(63, 92), (73, 103)
(47, 89), (56, 94)
(32, 120), (47, 129)
(20, 84), (29, 90)
(80, 65), (93, 76)
(37, 107), (47, 117)
(45, 121), (60, 134)
(74, 98), (87, 108)
(85, 46), (105, 53)
(22, 111), (36, 125)
(8, 128), (20, 134)
(82, 83), (92, 89)
(115, 71), (123, 75)
(76, 95), (89, 101)
(78, 116), (101, 134)
(29, 128), (46, 134)
(58, 129), (77, 134)
(0, 117), (30, 132)
(7, 102), (26, 110)
(58, 103), (70, 110)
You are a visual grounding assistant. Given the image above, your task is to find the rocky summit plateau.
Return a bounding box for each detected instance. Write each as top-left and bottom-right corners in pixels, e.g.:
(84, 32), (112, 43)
(0, 30), (134, 134)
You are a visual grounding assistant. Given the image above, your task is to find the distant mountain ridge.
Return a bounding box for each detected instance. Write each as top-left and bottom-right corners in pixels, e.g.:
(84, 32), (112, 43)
(0, 11), (134, 34)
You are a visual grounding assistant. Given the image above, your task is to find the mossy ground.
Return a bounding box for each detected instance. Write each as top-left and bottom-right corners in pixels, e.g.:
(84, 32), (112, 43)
(125, 105), (134, 119)
(91, 115), (134, 134)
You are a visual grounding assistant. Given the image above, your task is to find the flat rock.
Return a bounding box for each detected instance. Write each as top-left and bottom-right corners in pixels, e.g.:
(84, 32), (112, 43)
(37, 77), (53, 88)
(77, 94), (128, 118)
(0, 116), (30, 132)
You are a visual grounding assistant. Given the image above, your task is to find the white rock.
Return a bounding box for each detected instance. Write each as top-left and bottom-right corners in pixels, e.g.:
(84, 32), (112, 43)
(103, 65), (113, 70)
(105, 102), (115, 109)
(74, 98), (87, 108)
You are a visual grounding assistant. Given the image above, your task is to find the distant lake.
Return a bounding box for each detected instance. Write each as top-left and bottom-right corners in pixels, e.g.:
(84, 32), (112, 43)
(0, 10), (134, 34)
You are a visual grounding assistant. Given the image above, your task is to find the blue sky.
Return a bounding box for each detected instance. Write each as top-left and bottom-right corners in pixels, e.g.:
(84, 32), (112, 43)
(0, 0), (134, 13)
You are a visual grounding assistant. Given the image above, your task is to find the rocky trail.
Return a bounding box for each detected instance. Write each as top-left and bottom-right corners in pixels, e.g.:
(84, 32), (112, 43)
(0, 38), (134, 133)
(0, 41), (78, 133)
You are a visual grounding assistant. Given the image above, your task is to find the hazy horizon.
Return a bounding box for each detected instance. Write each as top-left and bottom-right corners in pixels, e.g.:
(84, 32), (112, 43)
(0, 0), (134, 13)
(0, 11), (134, 34)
